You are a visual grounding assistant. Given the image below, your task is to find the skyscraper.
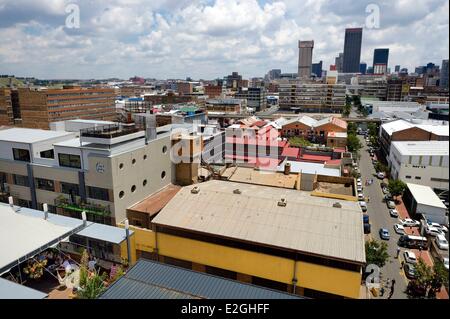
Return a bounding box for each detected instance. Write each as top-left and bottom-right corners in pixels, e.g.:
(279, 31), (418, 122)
(298, 40), (314, 78)
(373, 48), (389, 75)
(312, 61), (323, 78)
(441, 59), (449, 89)
(360, 63), (367, 75)
(395, 65), (401, 73)
(343, 28), (363, 73)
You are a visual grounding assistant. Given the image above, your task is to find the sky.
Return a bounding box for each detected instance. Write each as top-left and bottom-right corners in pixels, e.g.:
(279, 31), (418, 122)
(0, 0), (448, 80)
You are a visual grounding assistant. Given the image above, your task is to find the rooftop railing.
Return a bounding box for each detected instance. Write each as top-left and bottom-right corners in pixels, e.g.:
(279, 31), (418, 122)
(80, 123), (141, 139)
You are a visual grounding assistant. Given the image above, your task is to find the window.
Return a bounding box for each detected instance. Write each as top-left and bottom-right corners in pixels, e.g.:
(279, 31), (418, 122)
(61, 182), (80, 196)
(143, 179), (148, 187)
(119, 191), (125, 199)
(431, 178), (449, 183)
(415, 176), (422, 180)
(162, 146), (168, 154)
(87, 186), (110, 201)
(429, 156), (433, 166)
(405, 176), (412, 179)
(58, 153), (81, 169)
(408, 156), (412, 165)
(132, 159), (136, 165)
(36, 178), (55, 192)
(13, 148), (30, 162)
(40, 149), (54, 159)
(119, 163), (124, 170)
(13, 174), (29, 187)
(131, 185), (136, 193)
(161, 171), (166, 179)
(143, 154), (148, 160)
(418, 156), (423, 165)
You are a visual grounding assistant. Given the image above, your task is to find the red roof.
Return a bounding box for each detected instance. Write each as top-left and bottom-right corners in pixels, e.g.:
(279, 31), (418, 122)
(300, 154), (332, 163)
(226, 137), (286, 148)
(281, 147), (300, 158)
(225, 154), (282, 169)
(326, 159), (342, 165)
(333, 147), (346, 153)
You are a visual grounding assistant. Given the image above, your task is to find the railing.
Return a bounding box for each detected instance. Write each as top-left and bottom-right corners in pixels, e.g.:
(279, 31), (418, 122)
(55, 196), (111, 217)
(80, 124), (141, 139)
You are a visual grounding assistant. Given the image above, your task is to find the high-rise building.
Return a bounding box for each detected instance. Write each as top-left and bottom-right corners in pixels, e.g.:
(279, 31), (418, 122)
(176, 82), (194, 96)
(373, 48), (389, 75)
(312, 61), (323, 78)
(235, 87), (267, 112)
(298, 40), (314, 78)
(440, 59), (449, 89)
(335, 53), (344, 73)
(225, 72), (243, 90)
(395, 65), (401, 73)
(266, 69), (282, 81)
(343, 28), (363, 73)
(359, 63), (367, 75)
(0, 88), (13, 126)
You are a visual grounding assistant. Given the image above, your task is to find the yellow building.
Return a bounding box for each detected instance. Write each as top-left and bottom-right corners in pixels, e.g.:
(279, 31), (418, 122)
(121, 180), (365, 299)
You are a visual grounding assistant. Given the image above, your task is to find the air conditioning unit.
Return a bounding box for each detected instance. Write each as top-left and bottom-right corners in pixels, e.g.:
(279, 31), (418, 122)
(278, 198), (287, 207)
(191, 186), (200, 194)
(233, 189), (242, 195)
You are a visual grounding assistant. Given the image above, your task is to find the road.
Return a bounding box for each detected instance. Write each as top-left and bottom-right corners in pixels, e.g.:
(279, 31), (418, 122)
(358, 135), (408, 299)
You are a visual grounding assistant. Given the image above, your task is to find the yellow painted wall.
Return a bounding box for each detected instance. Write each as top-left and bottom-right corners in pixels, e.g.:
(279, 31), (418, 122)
(116, 224), (362, 298)
(119, 233), (137, 265)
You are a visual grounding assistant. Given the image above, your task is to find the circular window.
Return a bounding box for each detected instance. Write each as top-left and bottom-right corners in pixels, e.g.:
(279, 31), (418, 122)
(132, 159), (136, 165)
(162, 146), (168, 154)
(131, 185), (136, 193)
(119, 163), (124, 170)
(119, 191), (125, 199)
(143, 154), (148, 160)
(143, 179), (148, 186)
(161, 171), (166, 179)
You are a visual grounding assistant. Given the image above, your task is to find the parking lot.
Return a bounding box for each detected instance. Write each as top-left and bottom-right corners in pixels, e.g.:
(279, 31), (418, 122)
(356, 135), (448, 299)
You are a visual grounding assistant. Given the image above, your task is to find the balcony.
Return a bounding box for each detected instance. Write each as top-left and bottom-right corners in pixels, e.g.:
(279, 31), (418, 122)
(55, 196), (111, 218)
(80, 123), (145, 145)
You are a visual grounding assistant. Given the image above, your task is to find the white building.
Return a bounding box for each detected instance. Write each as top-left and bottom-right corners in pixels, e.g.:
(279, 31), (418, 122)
(389, 141), (449, 190)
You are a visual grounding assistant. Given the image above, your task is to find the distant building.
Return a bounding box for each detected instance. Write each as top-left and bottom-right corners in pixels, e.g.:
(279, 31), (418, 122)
(176, 82), (194, 96)
(225, 72), (244, 90)
(205, 98), (245, 114)
(204, 85), (222, 98)
(335, 53), (344, 73)
(16, 86), (116, 130)
(359, 63), (367, 75)
(343, 28), (363, 73)
(0, 88), (13, 126)
(395, 65), (401, 73)
(266, 69), (282, 81)
(373, 48), (389, 75)
(298, 41), (314, 78)
(312, 61), (323, 78)
(440, 59), (449, 89)
(235, 87), (267, 112)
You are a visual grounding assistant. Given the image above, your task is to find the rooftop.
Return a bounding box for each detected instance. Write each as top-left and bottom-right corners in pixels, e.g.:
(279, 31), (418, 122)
(0, 278), (47, 299)
(152, 180), (365, 264)
(407, 183), (448, 209)
(392, 141), (449, 156)
(381, 119), (449, 137)
(278, 161), (341, 177)
(128, 185), (182, 217)
(0, 128), (74, 144)
(222, 166), (298, 189)
(100, 259), (302, 299)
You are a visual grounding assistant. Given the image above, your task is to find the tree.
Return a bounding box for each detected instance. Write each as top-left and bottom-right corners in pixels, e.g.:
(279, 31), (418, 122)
(367, 123), (379, 137)
(409, 258), (448, 299)
(365, 240), (390, 268)
(388, 179), (407, 199)
(347, 122), (358, 135)
(375, 162), (388, 174)
(289, 136), (313, 148)
(77, 271), (108, 299)
(347, 134), (362, 153)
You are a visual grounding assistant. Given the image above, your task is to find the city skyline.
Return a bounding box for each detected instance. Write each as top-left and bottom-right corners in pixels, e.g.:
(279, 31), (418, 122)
(0, 0), (449, 79)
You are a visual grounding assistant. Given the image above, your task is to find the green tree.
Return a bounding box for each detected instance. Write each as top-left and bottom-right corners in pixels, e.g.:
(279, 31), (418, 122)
(365, 240), (390, 268)
(367, 123), (379, 137)
(289, 137), (313, 148)
(409, 259), (448, 299)
(77, 270), (108, 299)
(347, 122), (357, 135)
(388, 179), (407, 199)
(375, 162), (388, 174)
(347, 134), (362, 153)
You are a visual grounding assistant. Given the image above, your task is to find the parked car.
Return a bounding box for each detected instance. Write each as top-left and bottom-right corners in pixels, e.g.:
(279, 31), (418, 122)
(359, 201), (368, 212)
(427, 222), (448, 233)
(357, 186), (363, 193)
(357, 181), (363, 187)
(384, 194), (393, 201)
(356, 177), (362, 183)
(435, 234), (449, 250)
(379, 228), (390, 240)
(387, 201), (396, 209)
(363, 214), (370, 224)
(377, 172), (385, 179)
(389, 209), (399, 218)
(443, 257), (449, 270)
(426, 226), (444, 237)
(401, 218), (420, 227)
(403, 263), (417, 279)
(394, 224), (406, 235)
(382, 187), (389, 194)
(403, 251), (418, 264)
(364, 223), (371, 234)
(380, 182), (388, 188)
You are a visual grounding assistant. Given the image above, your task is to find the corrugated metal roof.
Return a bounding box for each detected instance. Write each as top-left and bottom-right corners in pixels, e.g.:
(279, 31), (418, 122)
(151, 180), (365, 264)
(100, 259), (302, 299)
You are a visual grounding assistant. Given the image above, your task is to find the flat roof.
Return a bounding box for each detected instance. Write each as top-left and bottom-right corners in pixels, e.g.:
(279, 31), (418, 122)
(0, 278), (47, 299)
(392, 141), (449, 156)
(100, 259), (302, 299)
(381, 119), (449, 137)
(0, 128), (74, 144)
(222, 166), (298, 189)
(76, 222), (133, 245)
(278, 161), (341, 177)
(407, 183), (448, 209)
(0, 203), (84, 274)
(152, 180), (365, 264)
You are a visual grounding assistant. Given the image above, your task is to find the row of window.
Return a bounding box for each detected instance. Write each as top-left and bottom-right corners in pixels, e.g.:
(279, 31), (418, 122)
(118, 146), (168, 170)
(118, 172), (166, 199)
(407, 155), (446, 167)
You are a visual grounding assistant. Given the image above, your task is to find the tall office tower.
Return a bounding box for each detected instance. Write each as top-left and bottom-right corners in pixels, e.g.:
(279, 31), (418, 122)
(298, 40), (314, 79)
(373, 48), (389, 75)
(359, 63), (367, 75)
(312, 61), (323, 78)
(335, 53), (344, 73)
(440, 59), (449, 89)
(343, 28), (363, 73)
(395, 65), (401, 73)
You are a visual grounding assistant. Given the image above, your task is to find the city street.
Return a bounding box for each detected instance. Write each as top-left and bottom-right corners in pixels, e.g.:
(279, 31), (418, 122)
(357, 135), (408, 299)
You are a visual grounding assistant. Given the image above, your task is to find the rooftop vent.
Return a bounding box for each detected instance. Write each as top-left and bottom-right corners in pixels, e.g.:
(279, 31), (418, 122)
(278, 197), (287, 207)
(233, 189), (242, 195)
(191, 186), (200, 194)
(333, 202), (342, 208)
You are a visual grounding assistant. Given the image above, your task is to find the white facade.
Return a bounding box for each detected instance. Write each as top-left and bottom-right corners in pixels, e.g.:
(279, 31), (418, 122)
(389, 141), (449, 190)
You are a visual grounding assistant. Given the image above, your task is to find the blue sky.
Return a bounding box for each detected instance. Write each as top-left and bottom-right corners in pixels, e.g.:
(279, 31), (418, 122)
(0, 0), (448, 79)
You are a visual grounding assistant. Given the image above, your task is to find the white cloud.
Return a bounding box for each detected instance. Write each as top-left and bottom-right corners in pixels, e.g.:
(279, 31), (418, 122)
(0, 0), (448, 79)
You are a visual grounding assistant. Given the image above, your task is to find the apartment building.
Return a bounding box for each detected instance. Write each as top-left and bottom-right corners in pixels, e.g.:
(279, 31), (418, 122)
(389, 141), (449, 191)
(235, 87), (267, 112)
(0, 123), (173, 225)
(17, 86), (117, 129)
(205, 98), (246, 114)
(203, 85), (222, 98)
(176, 82), (194, 96)
(0, 88), (13, 126)
(379, 119), (449, 162)
(279, 82), (346, 113)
